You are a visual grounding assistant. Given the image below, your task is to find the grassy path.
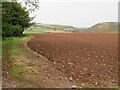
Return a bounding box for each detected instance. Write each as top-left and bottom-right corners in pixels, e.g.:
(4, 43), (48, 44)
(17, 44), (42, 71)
(2, 36), (80, 88)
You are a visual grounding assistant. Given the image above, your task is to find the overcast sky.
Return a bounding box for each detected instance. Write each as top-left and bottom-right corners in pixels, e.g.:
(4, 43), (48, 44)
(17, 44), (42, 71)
(19, 0), (118, 27)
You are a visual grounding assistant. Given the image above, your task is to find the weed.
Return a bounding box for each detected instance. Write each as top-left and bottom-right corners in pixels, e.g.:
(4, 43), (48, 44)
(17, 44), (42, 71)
(11, 66), (25, 78)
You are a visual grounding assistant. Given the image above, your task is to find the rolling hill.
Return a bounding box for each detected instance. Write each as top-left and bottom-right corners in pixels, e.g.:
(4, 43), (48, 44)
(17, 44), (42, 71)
(25, 22), (118, 33)
(88, 22), (118, 32)
(33, 23), (75, 31)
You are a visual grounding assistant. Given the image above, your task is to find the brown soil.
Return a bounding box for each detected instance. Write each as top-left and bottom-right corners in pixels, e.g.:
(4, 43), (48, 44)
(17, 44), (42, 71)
(27, 33), (118, 88)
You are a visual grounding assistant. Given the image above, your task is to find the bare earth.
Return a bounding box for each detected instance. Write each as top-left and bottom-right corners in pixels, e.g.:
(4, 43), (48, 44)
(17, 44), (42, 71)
(2, 33), (118, 88)
(27, 33), (118, 88)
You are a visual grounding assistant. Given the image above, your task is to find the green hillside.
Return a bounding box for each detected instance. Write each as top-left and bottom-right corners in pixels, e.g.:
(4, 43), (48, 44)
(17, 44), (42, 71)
(33, 23), (75, 31)
(88, 22), (118, 32)
(24, 22), (119, 34)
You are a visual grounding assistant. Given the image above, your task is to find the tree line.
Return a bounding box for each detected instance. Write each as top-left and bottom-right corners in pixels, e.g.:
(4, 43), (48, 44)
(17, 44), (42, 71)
(2, 0), (39, 37)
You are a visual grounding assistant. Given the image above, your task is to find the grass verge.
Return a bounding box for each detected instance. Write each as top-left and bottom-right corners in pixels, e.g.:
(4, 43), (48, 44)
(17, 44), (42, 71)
(2, 35), (30, 77)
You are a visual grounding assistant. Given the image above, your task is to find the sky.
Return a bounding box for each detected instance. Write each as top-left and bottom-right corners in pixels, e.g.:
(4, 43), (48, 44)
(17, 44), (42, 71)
(19, 0), (118, 27)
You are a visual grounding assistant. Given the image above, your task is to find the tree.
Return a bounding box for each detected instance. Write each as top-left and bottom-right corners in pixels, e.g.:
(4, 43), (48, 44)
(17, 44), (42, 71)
(2, 2), (31, 37)
(23, 0), (39, 12)
(3, 0), (39, 13)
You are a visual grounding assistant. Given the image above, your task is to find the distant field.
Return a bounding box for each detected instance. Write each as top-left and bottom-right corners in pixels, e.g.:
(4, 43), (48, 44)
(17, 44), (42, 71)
(24, 28), (65, 34)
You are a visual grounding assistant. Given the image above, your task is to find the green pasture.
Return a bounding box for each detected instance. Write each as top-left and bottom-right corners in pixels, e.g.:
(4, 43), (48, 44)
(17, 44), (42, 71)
(24, 28), (65, 34)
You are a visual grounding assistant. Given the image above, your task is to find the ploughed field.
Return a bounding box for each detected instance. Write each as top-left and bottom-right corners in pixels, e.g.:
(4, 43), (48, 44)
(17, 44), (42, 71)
(27, 33), (118, 87)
